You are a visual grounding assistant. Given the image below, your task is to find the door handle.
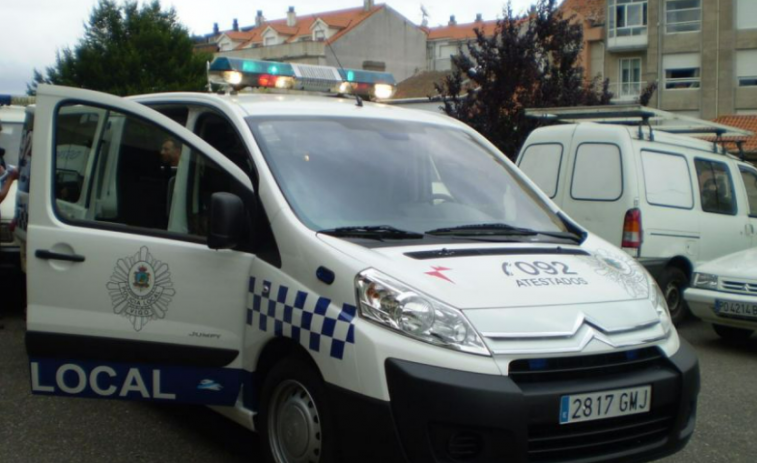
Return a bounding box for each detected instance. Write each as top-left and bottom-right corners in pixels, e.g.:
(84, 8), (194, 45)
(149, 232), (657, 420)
(35, 250), (86, 263)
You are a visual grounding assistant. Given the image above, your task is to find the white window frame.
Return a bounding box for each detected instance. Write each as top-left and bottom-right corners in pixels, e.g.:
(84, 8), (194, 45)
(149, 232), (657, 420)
(313, 29), (326, 41)
(665, 0), (701, 34)
(664, 54), (701, 90)
(619, 57), (643, 98)
(264, 36), (277, 46)
(608, 0), (648, 38)
(736, 50), (757, 88)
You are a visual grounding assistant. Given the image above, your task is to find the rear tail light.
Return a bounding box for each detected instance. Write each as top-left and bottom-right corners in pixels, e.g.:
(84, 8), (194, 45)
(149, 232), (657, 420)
(622, 208), (642, 250)
(9, 218), (16, 233)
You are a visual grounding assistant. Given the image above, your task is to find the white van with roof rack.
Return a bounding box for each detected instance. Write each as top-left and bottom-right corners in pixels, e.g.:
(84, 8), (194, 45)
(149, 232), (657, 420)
(16, 60), (698, 463)
(517, 106), (757, 324)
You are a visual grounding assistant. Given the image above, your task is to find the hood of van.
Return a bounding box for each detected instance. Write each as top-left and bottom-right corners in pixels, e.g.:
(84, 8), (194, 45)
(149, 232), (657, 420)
(320, 237), (652, 310)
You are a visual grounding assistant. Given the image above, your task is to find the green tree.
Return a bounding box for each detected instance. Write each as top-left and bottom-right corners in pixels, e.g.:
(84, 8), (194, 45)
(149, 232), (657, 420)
(28, 0), (211, 96)
(435, 0), (613, 159)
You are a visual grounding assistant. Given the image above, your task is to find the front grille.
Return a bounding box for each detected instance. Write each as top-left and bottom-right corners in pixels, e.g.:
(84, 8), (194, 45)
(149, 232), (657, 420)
(508, 347), (665, 384)
(446, 432), (483, 461)
(721, 280), (757, 294)
(527, 406), (675, 462)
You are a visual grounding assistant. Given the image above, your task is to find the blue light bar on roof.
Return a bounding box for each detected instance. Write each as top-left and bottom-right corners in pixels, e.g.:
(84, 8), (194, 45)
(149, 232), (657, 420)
(208, 57), (396, 99)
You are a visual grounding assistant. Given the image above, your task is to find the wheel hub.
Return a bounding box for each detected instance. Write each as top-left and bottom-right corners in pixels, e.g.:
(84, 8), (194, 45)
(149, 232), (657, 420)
(269, 380), (322, 463)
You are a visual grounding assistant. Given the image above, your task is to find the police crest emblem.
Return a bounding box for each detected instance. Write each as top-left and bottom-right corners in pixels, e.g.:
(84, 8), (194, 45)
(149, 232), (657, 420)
(106, 246), (176, 331)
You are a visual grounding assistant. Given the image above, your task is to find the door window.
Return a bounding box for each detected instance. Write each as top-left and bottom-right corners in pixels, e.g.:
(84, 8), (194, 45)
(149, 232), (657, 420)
(641, 150), (693, 208)
(571, 143), (623, 201)
(518, 143), (563, 198)
(53, 103), (249, 242)
(740, 168), (757, 217)
(694, 159), (737, 215)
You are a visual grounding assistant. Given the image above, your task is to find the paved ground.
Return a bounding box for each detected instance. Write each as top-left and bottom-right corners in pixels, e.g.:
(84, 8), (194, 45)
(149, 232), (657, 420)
(1, 277), (756, 462)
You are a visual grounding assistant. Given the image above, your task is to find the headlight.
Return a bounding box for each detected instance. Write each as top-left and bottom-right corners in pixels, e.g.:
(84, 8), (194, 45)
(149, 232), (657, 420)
(356, 269), (490, 356)
(692, 272), (718, 290)
(650, 280), (673, 336)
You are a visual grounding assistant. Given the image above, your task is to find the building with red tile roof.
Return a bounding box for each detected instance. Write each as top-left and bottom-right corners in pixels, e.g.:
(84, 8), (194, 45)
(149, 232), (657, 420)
(710, 115), (757, 161)
(207, 1), (427, 83)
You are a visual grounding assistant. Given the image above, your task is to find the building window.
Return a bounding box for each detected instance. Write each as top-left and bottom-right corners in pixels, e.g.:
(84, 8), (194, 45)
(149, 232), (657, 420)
(663, 54), (701, 89)
(666, 0), (701, 34)
(737, 50), (757, 87)
(608, 0), (648, 38)
(737, 0), (757, 30)
(314, 29), (326, 41)
(264, 36), (277, 46)
(619, 58), (642, 97)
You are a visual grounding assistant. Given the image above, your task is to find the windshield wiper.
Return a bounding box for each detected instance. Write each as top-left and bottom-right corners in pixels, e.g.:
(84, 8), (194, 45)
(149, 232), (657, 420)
(425, 223), (538, 236)
(318, 225), (424, 240)
(426, 223), (583, 243)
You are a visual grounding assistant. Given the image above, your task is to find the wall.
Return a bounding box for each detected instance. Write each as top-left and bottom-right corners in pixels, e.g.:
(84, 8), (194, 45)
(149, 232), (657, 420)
(327, 7), (427, 83)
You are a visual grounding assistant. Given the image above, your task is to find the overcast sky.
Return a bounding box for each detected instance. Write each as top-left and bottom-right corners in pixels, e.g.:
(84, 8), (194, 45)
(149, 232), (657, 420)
(0, 0), (536, 95)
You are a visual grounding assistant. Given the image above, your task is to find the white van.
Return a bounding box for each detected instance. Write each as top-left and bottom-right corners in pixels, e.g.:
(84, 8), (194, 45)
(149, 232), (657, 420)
(0, 104), (26, 275)
(517, 122), (757, 323)
(17, 59), (699, 463)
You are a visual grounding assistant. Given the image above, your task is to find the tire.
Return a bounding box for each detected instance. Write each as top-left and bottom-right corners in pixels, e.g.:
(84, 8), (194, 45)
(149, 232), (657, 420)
(713, 324), (754, 342)
(259, 354), (335, 463)
(659, 267), (690, 325)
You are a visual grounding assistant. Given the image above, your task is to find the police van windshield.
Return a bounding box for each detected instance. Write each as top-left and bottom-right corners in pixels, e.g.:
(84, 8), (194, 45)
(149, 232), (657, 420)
(247, 117), (567, 237)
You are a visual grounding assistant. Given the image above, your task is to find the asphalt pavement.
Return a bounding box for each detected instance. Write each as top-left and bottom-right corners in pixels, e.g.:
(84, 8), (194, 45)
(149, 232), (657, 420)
(1, 277), (756, 462)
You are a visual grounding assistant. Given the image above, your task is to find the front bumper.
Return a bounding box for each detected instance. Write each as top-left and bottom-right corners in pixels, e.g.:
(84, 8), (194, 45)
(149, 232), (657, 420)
(685, 287), (757, 330)
(330, 341), (699, 463)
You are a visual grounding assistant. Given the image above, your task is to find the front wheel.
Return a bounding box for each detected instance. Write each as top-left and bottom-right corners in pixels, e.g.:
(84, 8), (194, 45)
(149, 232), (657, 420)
(659, 267), (690, 325)
(260, 354), (335, 463)
(713, 324), (754, 342)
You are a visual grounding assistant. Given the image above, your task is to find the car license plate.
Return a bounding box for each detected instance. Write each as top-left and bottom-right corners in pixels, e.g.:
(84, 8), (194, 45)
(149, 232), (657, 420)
(559, 385), (652, 425)
(715, 300), (757, 320)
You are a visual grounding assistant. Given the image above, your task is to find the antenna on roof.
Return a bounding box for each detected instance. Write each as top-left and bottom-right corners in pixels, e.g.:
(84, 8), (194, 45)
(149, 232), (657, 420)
(421, 5), (429, 27)
(322, 24), (363, 107)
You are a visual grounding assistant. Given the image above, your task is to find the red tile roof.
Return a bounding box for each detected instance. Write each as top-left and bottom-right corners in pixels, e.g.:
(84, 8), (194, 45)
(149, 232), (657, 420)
(560, 0), (606, 24)
(427, 20), (498, 41)
(234, 5), (384, 49)
(710, 115), (757, 154)
(223, 31), (255, 41)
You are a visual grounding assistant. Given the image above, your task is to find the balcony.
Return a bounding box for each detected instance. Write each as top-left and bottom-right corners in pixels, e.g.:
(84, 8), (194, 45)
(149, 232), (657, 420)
(607, 27), (648, 52)
(609, 81), (647, 103)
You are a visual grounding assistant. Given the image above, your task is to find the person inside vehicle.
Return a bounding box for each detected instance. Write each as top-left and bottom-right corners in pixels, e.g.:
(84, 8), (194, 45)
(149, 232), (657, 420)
(0, 152), (18, 204)
(159, 137), (182, 217)
(160, 137), (182, 168)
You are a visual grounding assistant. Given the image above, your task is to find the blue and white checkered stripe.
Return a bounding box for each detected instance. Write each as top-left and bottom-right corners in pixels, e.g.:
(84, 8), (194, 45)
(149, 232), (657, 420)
(247, 278), (357, 360)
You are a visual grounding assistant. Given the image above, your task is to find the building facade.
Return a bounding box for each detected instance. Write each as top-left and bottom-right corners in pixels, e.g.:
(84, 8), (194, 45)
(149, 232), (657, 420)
(601, 0), (757, 118)
(204, 1), (427, 83)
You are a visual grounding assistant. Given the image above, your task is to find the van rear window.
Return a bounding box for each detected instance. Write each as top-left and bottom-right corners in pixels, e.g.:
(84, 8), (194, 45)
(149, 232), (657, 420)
(641, 150), (693, 209)
(518, 143), (562, 198)
(571, 143), (622, 201)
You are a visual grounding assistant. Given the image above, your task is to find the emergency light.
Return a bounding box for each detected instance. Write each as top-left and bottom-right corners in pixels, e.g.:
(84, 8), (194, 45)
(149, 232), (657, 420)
(208, 57), (396, 100)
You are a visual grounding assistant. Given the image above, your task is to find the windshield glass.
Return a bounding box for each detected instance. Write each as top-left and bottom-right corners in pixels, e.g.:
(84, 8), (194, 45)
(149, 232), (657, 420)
(247, 117), (567, 235)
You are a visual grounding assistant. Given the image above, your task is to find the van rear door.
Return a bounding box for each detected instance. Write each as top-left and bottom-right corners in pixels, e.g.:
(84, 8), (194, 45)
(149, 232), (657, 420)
(26, 85), (255, 406)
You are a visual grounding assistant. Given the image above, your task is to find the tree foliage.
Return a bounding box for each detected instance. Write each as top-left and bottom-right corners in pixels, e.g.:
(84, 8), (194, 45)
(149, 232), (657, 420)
(28, 0), (211, 96)
(435, 0), (613, 159)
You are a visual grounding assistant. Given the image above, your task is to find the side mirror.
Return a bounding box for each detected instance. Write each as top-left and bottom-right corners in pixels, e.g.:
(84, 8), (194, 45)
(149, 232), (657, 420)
(208, 192), (247, 250)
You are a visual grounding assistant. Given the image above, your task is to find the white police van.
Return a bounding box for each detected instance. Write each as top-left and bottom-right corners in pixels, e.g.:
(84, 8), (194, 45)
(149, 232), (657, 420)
(18, 58), (699, 463)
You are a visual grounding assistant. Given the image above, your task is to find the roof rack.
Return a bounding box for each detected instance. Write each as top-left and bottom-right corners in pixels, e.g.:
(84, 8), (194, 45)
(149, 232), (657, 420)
(526, 105), (753, 154)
